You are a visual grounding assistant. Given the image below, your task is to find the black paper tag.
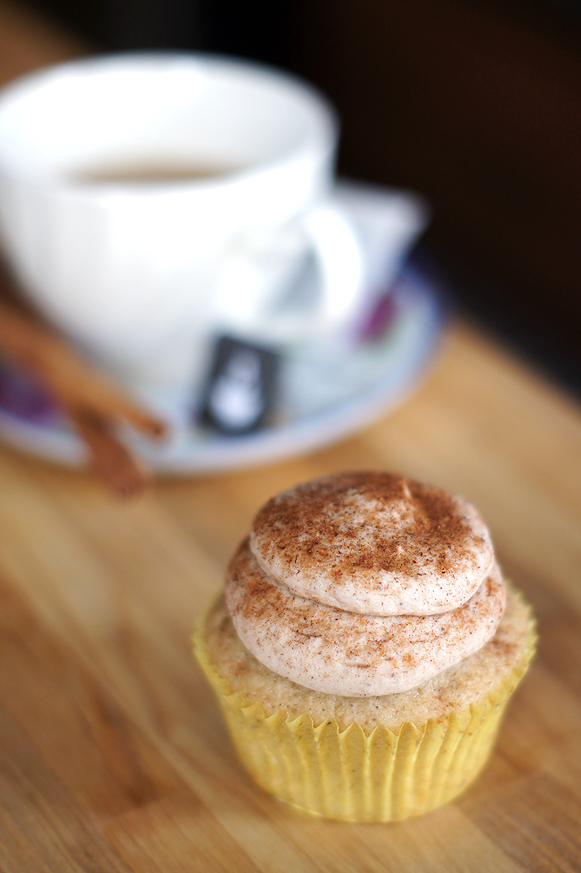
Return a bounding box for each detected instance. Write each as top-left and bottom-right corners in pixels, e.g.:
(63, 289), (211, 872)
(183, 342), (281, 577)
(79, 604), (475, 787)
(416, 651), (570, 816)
(197, 335), (280, 435)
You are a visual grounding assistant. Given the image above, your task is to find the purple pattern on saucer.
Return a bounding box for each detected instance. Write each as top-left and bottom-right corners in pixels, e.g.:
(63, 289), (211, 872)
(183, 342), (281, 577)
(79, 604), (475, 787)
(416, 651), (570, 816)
(0, 363), (61, 425)
(357, 282), (405, 342)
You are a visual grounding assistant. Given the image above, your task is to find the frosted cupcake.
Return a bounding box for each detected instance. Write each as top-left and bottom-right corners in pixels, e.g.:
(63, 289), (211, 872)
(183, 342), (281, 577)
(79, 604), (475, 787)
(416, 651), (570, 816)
(194, 472), (536, 821)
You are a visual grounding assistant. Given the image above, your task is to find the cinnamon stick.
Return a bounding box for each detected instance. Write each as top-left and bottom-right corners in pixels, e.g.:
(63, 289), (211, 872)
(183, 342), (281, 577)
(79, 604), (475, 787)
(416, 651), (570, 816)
(0, 299), (168, 496)
(71, 409), (150, 499)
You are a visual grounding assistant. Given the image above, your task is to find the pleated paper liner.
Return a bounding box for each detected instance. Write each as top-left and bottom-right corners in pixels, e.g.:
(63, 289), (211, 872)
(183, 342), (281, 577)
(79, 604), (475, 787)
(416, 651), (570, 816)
(193, 591), (536, 822)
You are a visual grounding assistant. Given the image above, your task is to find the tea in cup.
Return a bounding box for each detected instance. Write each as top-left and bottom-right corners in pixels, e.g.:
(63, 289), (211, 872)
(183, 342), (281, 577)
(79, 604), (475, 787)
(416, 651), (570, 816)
(0, 53), (364, 422)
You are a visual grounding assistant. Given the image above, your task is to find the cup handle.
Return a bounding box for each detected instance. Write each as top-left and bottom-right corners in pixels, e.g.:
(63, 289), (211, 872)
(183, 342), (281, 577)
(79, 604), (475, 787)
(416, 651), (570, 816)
(216, 201), (364, 344)
(294, 202), (364, 339)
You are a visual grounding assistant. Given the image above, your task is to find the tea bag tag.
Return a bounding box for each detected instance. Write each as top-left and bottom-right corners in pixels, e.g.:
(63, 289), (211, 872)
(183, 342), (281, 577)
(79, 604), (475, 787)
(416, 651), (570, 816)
(198, 336), (279, 434)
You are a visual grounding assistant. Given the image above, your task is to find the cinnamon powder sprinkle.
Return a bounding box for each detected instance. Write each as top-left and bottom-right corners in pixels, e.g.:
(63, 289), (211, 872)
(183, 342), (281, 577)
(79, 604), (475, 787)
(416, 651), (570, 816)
(225, 536), (506, 696)
(250, 472), (494, 616)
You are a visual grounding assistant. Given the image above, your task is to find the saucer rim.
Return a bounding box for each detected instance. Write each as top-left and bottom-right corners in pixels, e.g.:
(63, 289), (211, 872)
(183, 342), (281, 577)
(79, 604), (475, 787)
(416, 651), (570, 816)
(0, 261), (445, 474)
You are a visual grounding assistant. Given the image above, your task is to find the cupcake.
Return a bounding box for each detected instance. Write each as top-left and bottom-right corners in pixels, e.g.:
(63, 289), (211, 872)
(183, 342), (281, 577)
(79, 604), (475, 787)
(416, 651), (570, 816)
(194, 472), (536, 821)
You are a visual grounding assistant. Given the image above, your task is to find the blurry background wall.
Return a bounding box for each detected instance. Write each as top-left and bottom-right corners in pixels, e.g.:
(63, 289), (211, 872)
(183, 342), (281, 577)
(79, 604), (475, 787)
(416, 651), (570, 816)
(16, 0), (581, 392)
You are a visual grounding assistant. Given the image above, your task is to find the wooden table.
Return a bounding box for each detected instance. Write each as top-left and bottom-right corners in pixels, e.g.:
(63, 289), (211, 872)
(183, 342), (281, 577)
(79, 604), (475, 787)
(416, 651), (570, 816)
(0, 4), (580, 870)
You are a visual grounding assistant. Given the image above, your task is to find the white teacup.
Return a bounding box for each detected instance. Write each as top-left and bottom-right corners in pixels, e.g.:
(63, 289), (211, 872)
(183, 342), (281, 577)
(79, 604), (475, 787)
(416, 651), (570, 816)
(0, 53), (364, 413)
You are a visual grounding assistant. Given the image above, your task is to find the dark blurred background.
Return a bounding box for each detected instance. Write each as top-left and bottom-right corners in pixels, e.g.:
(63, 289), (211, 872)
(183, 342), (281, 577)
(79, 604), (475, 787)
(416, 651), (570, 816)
(22, 0), (581, 394)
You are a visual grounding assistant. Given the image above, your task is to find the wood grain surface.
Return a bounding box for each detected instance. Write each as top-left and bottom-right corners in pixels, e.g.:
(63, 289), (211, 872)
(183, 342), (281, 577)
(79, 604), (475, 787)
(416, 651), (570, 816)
(0, 320), (579, 873)
(0, 4), (580, 870)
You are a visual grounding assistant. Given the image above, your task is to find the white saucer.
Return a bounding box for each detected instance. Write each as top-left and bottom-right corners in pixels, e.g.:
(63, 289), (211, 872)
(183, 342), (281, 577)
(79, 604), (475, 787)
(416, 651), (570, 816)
(0, 182), (445, 474)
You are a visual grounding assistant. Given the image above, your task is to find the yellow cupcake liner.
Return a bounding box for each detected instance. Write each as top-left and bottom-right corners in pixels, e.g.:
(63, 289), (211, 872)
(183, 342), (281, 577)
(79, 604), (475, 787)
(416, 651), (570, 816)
(193, 599), (536, 822)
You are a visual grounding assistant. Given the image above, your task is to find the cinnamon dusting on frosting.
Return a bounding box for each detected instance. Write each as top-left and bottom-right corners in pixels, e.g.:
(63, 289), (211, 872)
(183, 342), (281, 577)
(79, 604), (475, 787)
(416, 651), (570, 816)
(225, 537), (506, 696)
(250, 472), (494, 615)
(224, 472), (506, 696)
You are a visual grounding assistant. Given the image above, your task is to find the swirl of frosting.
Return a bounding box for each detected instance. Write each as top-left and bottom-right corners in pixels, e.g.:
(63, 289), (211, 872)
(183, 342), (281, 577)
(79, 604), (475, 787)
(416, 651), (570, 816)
(250, 472), (494, 616)
(225, 538), (506, 696)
